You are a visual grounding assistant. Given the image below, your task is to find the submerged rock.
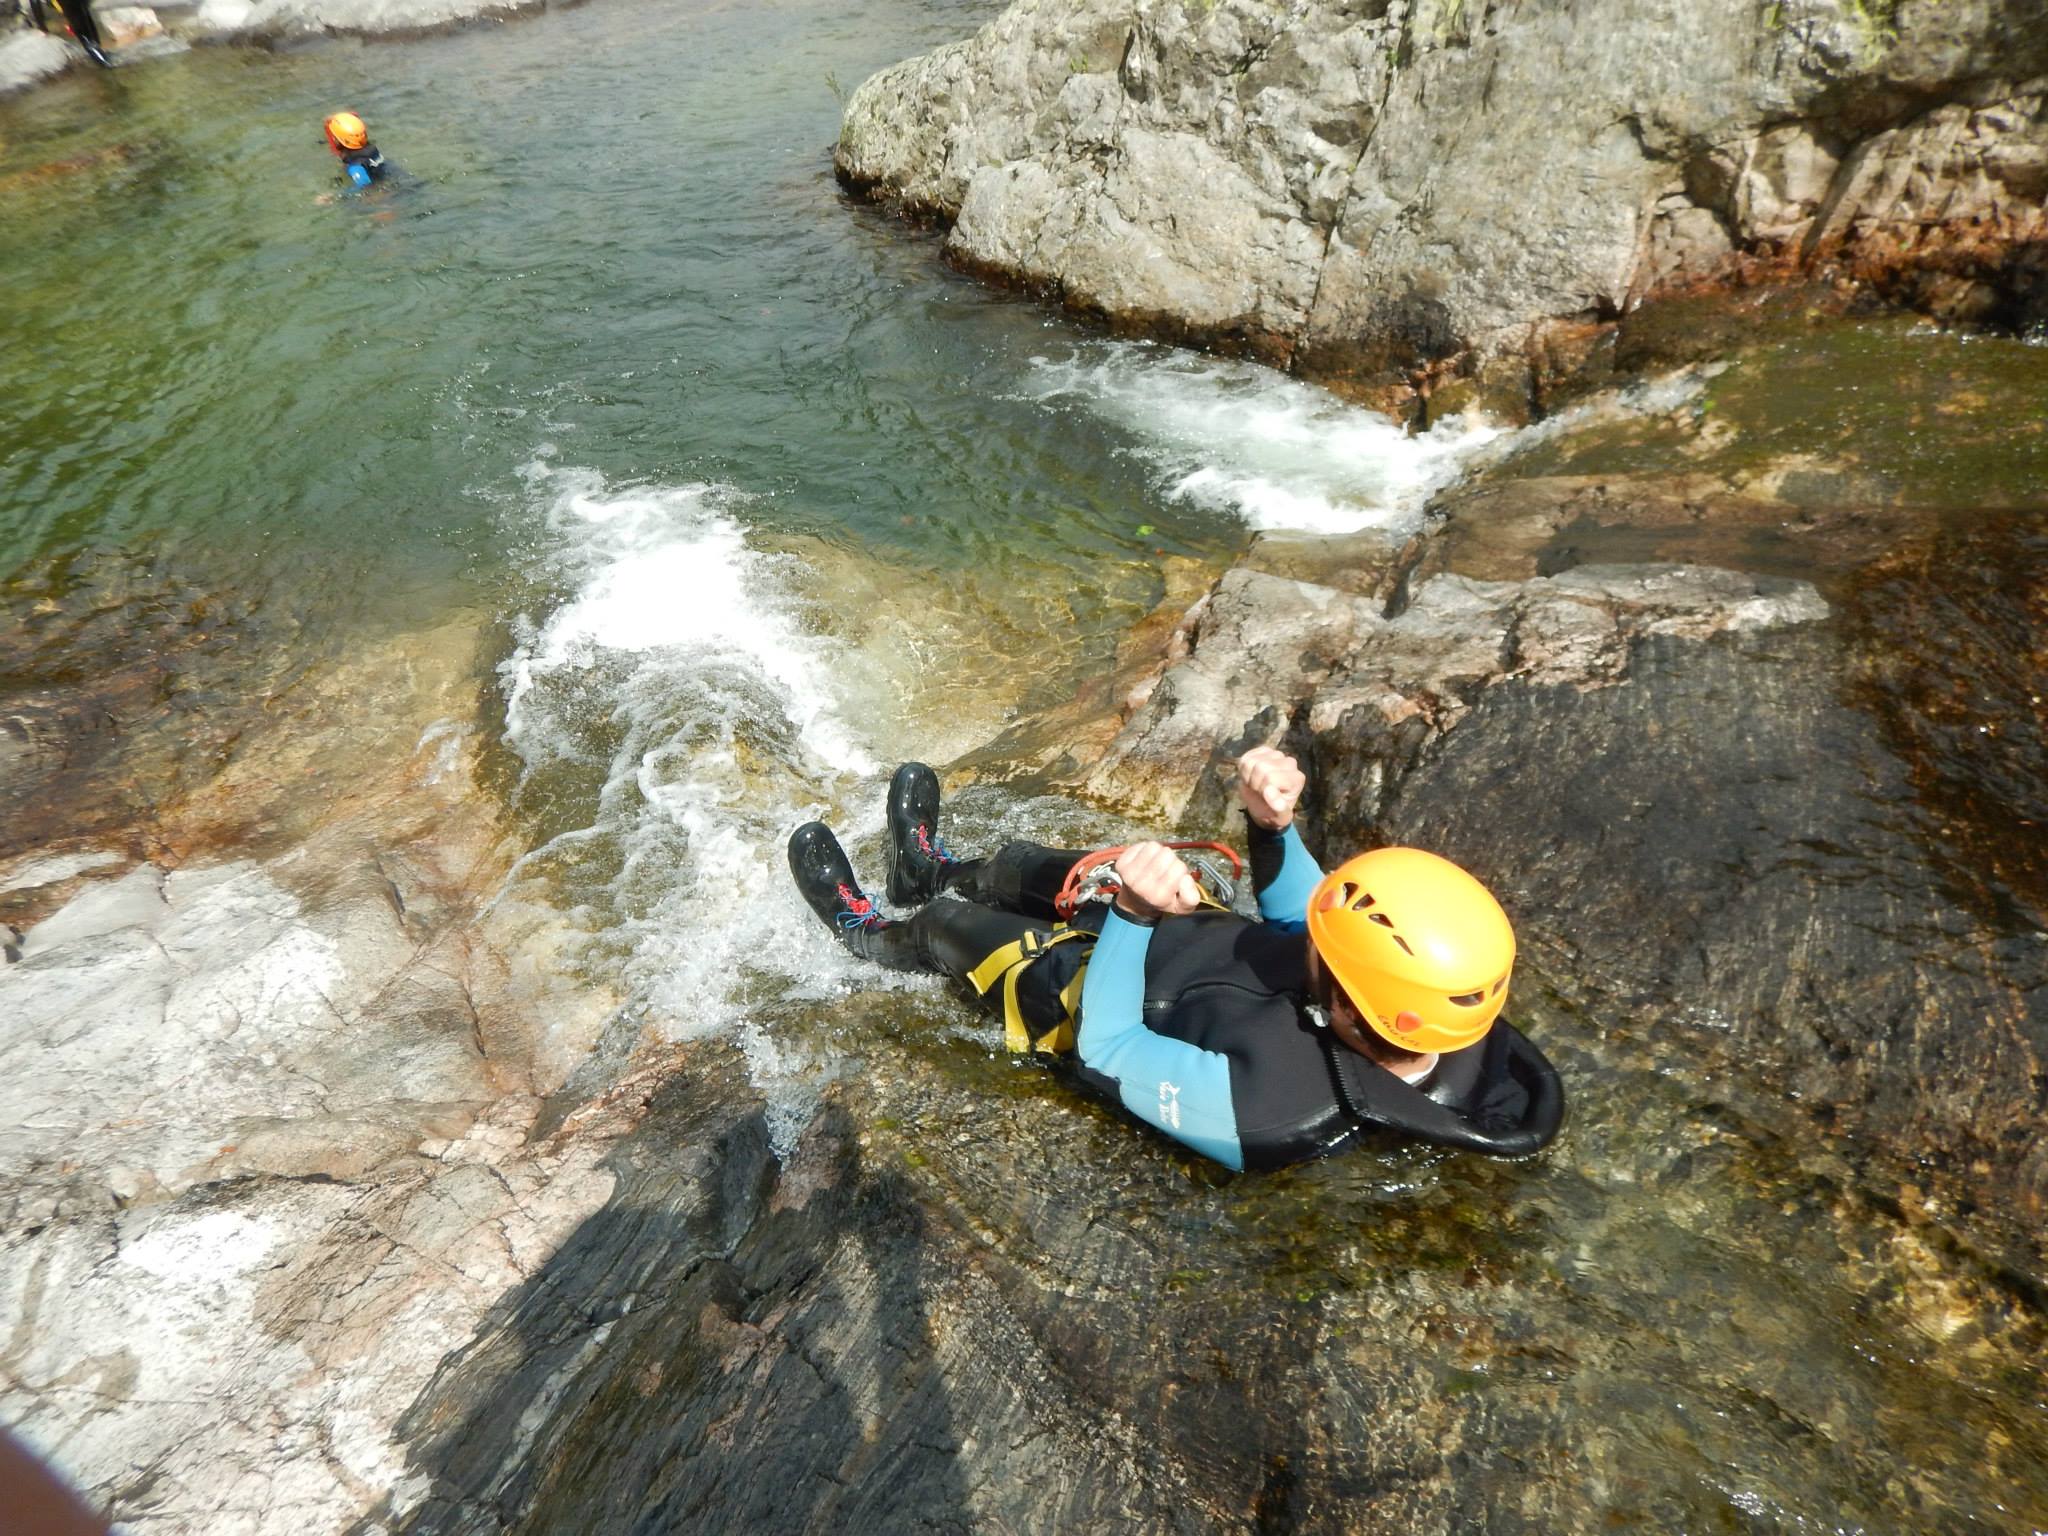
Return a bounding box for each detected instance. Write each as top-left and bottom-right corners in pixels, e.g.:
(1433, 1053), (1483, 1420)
(838, 0), (2048, 411)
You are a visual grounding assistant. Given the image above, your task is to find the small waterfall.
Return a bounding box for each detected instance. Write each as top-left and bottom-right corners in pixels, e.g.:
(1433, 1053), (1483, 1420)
(497, 462), (913, 1148)
(1018, 341), (1501, 534)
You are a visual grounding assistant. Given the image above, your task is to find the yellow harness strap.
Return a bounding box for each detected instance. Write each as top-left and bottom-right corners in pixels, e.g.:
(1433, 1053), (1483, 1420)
(964, 925), (1091, 1055)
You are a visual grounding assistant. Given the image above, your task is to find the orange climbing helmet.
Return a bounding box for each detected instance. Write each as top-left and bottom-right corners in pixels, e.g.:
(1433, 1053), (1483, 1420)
(1306, 846), (1515, 1055)
(324, 112), (369, 153)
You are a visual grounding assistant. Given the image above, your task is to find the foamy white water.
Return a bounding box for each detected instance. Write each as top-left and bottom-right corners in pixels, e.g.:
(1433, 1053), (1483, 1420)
(501, 464), (871, 779)
(1020, 342), (1501, 534)
(497, 464), (911, 1147)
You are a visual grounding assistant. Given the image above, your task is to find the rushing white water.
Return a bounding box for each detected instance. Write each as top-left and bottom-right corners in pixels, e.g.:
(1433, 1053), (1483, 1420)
(1020, 342), (1501, 535)
(497, 462), (916, 1146)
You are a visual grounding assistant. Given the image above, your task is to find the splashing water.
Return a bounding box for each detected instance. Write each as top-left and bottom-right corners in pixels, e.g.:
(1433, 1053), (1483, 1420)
(1019, 342), (1501, 534)
(497, 464), (913, 1142)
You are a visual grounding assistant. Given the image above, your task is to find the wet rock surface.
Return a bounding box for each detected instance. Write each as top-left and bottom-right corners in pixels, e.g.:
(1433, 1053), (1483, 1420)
(328, 989), (2048, 1535)
(0, 618), (626, 1531)
(170, 0), (557, 44)
(837, 0), (2048, 410)
(326, 329), (2048, 1533)
(12, 502), (2047, 1530)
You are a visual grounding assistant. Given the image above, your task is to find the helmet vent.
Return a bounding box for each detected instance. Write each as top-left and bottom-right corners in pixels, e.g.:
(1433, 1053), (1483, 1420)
(1448, 990), (1485, 1007)
(1368, 912), (1393, 927)
(1391, 935), (1414, 956)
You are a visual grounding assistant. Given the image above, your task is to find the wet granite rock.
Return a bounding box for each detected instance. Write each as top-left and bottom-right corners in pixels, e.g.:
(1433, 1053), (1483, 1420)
(0, 623), (628, 1533)
(838, 0), (2048, 410)
(335, 978), (2048, 1534)
(1063, 558), (1827, 828)
(6, 554), (2046, 1534)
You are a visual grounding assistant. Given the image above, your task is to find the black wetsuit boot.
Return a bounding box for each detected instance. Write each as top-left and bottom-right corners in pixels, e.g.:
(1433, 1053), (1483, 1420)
(885, 762), (1091, 919)
(789, 821), (898, 962)
(886, 762), (967, 906)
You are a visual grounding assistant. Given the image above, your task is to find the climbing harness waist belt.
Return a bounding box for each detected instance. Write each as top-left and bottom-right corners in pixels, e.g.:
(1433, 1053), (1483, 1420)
(965, 924), (1094, 1056)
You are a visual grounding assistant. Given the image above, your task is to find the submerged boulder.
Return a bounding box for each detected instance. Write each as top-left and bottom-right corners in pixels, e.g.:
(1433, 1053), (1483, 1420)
(838, 0), (2048, 411)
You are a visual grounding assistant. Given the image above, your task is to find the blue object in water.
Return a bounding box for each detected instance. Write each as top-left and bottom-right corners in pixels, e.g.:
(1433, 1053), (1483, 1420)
(346, 162), (372, 189)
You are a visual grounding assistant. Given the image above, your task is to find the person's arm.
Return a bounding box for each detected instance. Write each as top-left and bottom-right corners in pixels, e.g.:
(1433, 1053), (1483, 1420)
(1238, 747), (1319, 930)
(1249, 822), (1321, 931)
(1078, 911), (1243, 1170)
(1075, 842), (1244, 1170)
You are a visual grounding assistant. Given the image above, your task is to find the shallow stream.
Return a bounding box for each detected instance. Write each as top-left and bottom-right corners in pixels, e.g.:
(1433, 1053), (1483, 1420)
(4, 0), (2048, 1528)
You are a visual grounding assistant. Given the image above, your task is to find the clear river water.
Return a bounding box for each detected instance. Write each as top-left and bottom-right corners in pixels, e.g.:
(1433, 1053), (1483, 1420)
(4, 0), (2047, 1529)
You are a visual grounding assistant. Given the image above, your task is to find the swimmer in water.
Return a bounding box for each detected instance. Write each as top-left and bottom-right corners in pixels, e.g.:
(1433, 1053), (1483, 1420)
(321, 112), (388, 189)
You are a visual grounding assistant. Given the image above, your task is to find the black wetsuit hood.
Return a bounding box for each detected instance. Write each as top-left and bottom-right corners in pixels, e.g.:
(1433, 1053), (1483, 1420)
(1323, 1020), (1564, 1159)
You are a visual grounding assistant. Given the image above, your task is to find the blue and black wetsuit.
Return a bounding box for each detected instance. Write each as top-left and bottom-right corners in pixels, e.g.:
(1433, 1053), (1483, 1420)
(338, 145), (388, 188)
(862, 823), (1564, 1170)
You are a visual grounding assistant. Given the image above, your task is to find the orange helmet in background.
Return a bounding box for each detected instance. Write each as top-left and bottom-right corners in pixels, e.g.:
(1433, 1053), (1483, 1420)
(324, 112), (369, 152)
(1306, 846), (1515, 1054)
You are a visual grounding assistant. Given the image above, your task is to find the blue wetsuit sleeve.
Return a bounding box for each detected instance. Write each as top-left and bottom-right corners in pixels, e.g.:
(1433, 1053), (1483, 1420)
(1078, 910), (1243, 1170)
(1252, 822), (1323, 933)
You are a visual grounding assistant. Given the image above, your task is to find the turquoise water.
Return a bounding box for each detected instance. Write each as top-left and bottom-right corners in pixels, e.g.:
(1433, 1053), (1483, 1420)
(2, 0), (1196, 636)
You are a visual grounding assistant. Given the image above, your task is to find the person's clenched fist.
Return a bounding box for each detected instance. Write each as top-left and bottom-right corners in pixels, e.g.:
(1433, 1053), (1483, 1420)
(1113, 841), (1204, 920)
(1237, 746), (1304, 831)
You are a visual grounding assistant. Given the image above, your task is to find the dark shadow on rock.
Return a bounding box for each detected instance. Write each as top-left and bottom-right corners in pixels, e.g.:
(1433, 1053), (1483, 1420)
(367, 1050), (976, 1534)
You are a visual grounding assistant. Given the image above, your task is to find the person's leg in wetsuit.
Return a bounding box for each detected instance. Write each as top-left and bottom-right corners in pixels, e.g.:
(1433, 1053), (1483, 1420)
(52, 0), (110, 64)
(790, 814), (1088, 977)
(789, 765), (1095, 1037)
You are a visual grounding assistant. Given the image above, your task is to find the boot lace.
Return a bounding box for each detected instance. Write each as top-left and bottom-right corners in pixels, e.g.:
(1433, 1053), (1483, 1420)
(913, 824), (955, 863)
(835, 883), (880, 930)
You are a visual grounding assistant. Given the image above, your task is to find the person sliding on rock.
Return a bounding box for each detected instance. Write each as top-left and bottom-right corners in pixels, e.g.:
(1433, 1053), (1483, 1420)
(321, 111), (388, 189)
(788, 747), (1563, 1171)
